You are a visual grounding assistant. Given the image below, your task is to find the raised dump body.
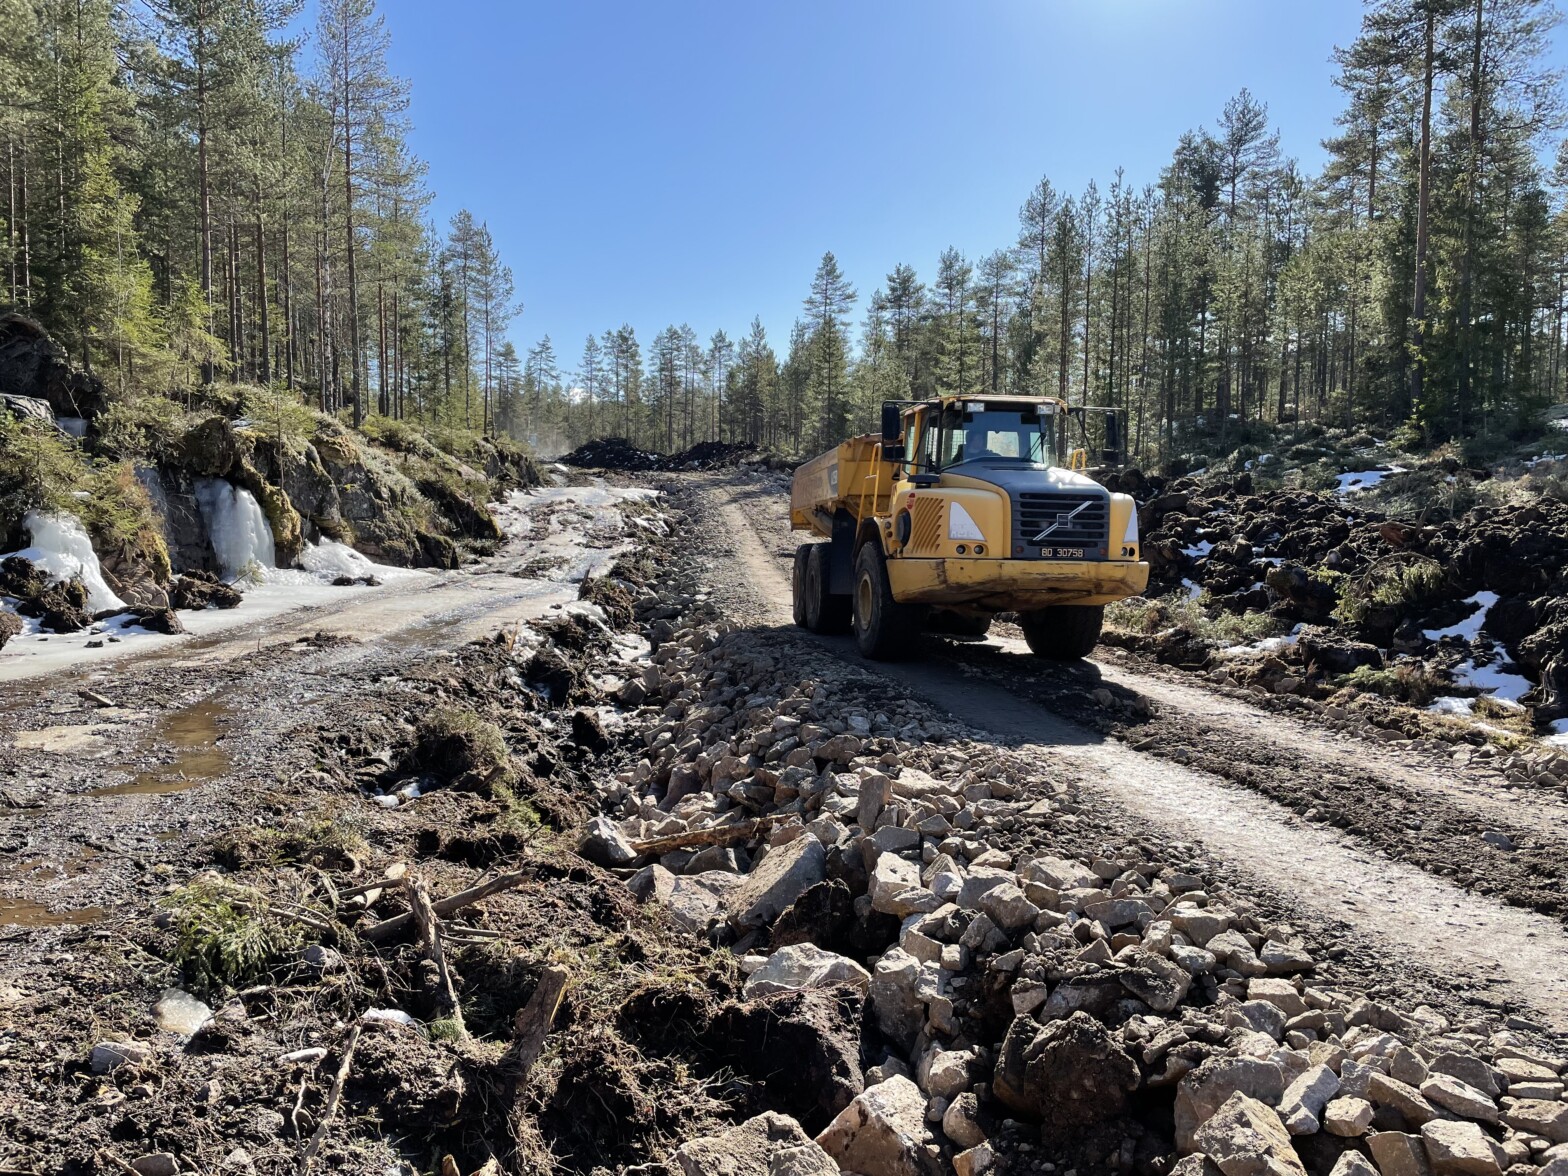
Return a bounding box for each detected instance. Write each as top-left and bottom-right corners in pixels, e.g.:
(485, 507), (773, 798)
(789, 395), (1149, 660)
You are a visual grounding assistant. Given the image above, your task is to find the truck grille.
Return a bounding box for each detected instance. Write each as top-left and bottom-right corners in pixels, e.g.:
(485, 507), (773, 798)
(1013, 491), (1109, 553)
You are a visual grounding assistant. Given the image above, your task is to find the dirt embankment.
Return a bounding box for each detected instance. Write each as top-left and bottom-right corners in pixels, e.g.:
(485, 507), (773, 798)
(8, 476), (1568, 1176)
(1, 315), (542, 645)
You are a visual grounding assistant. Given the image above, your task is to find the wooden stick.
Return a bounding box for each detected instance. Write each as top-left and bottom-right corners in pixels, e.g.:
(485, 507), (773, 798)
(506, 965), (569, 1082)
(405, 873), (466, 1040)
(627, 815), (781, 857)
(361, 869), (530, 944)
(339, 863), (407, 901)
(298, 1023), (362, 1174)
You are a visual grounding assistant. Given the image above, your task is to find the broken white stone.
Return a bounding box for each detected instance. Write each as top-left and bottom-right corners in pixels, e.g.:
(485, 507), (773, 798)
(814, 1074), (934, 1176)
(742, 943), (871, 1000)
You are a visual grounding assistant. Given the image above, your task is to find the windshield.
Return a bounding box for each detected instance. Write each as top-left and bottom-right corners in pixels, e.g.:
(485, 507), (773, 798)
(930, 405), (1057, 470)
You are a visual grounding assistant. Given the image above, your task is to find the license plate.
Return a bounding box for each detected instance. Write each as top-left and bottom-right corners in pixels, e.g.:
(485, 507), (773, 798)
(1045, 547), (1085, 559)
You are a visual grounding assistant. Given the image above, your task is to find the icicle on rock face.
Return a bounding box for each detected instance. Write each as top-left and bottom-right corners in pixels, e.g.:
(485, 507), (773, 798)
(4, 511), (127, 614)
(193, 478), (276, 580)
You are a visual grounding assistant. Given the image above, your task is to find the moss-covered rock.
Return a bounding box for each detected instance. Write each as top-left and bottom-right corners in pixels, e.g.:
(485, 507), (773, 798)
(178, 416), (241, 478)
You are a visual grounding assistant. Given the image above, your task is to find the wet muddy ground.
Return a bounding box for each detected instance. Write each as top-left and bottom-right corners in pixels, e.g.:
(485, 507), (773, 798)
(4, 470), (1568, 1175)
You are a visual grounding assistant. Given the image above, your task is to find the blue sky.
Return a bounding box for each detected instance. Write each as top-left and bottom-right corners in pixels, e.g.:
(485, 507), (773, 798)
(371, 0), (1564, 372)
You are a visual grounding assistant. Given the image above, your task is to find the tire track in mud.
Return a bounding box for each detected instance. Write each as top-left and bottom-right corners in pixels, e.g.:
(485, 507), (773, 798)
(699, 471), (1568, 1030)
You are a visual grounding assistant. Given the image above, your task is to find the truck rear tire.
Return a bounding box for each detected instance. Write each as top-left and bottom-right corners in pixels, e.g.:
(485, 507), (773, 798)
(796, 543), (851, 634)
(1019, 605), (1104, 660)
(853, 543), (923, 659)
(791, 545), (812, 628)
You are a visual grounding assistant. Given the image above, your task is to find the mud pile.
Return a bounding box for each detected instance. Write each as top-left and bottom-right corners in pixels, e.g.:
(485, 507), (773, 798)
(1111, 465), (1568, 743)
(562, 436), (778, 472)
(560, 436), (665, 470)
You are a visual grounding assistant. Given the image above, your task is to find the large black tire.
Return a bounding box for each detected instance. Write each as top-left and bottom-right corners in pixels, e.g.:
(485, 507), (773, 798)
(796, 543), (851, 634)
(928, 609), (992, 639)
(1019, 605), (1104, 660)
(852, 543), (924, 659)
(791, 545), (812, 628)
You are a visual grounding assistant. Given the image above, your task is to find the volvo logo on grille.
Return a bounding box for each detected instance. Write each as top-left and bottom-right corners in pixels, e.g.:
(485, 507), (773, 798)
(1031, 500), (1091, 542)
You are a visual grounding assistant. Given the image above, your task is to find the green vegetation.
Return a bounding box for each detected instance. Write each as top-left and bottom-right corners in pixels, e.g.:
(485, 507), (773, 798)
(1333, 556), (1447, 626)
(159, 877), (315, 993)
(211, 812), (368, 871)
(3, 0), (1564, 468)
(1106, 592), (1281, 649)
(413, 705), (511, 782)
(1336, 662), (1446, 706)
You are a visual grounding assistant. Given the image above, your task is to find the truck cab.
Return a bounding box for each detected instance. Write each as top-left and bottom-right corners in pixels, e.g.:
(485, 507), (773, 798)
(789, 395), (1149, 660)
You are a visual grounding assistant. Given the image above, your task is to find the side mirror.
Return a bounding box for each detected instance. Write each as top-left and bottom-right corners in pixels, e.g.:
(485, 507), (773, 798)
(883, 443), (906, 464)
(881, 402), (902, 443)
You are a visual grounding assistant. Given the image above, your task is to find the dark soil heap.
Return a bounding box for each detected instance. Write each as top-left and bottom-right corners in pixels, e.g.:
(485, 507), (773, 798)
(1107, 465), (1568, 734)
(561, 436), (780, 472)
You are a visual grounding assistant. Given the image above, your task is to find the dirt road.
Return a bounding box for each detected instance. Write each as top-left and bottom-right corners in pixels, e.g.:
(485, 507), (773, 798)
(699, 469), (1568, 1031)
(0, 483), (649, 926)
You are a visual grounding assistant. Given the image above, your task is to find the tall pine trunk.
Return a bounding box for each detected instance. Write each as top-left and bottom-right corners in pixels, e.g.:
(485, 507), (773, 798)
(1410, 7), (1436, 422)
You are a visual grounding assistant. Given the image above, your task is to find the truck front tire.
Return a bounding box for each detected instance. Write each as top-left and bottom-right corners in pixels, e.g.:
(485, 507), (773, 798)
(1019, 605), (1104, 660)
(853, 544), (923, 659)
(794, 543), (850, 634)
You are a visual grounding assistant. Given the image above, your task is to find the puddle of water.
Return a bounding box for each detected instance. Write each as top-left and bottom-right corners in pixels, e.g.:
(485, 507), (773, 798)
(88, 698), (232, 797)
(0, 897), (103, 927)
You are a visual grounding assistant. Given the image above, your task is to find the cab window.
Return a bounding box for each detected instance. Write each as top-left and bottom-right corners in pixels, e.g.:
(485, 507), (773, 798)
(936, 405), (1055, 469)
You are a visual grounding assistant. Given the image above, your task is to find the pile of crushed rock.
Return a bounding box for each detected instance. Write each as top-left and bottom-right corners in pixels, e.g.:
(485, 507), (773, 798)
(577, 608), (1568, 1176)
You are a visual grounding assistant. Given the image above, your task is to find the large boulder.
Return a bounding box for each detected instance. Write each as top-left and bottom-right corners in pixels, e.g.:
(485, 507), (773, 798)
(727, 835), (827, 930)
(814, 1074), (941, 1176)
(1191, 1093), (1307, 1176)
(1175, 1057), (1287, 1152)
(0, 314), (108, 419)
(674, 1111), (838, 1176)
(991, 1011), (1139, 1139)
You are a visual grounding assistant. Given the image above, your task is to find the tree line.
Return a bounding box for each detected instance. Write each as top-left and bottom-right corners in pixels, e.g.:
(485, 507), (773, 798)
(0, 0), (518, 436)
(521, 0), (1568, 461)
(2, 0), (1565, 463)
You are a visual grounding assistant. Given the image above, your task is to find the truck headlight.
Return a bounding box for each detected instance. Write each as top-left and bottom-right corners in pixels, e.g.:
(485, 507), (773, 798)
(948, 501), (984, 542)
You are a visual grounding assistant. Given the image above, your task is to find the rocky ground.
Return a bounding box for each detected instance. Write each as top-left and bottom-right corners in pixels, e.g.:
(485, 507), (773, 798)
(4, 468), (1568, 1176)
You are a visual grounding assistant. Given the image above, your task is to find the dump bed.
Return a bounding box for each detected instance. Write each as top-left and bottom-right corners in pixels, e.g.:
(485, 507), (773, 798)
(790, 434), (891, 535)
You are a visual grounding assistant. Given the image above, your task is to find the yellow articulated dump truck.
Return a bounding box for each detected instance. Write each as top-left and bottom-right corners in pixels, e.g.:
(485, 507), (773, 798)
(790, 395), (1149, 660)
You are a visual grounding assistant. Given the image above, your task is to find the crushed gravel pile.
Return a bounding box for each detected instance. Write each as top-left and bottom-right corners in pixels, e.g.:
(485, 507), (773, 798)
(579, 595), (1568, 1176)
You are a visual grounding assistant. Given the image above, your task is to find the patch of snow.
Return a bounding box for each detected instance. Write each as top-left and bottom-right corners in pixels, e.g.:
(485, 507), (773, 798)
(299, 538), (379, 582)
(1334, 465), (1408, 495)
(1448, 656), (1531, 708)
(1182, 540), (1214, 559)
(1423, 592), (1499, 642)
(1180, 578), (1202, 602)
(1428, 697), (1475, 717)
(1547, 719), (1568, 748)
(0, 511), (126, 613)
(361, 1008), (420, 1030)
(1220, 625), (1303, 658)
